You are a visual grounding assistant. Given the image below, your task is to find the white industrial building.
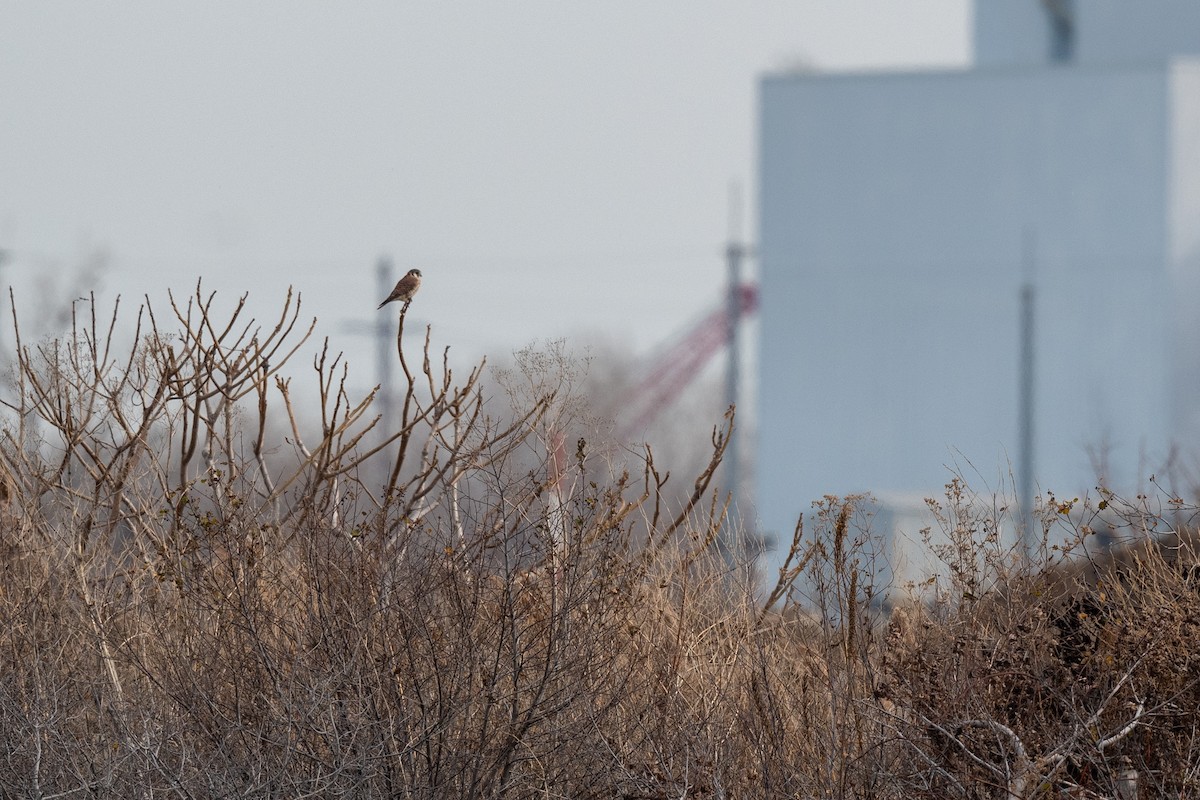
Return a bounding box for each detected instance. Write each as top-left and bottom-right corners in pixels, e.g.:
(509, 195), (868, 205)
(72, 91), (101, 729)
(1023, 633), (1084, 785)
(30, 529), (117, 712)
(755, 1), (1200, 589)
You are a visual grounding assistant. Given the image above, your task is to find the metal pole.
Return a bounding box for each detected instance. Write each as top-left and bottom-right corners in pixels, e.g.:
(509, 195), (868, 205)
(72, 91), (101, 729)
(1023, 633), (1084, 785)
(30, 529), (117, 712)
(1018, 236), (1036, 562)
(376, 256), (395, 447)
(722, 184), (745, 570)
(0, 248), (8, 361)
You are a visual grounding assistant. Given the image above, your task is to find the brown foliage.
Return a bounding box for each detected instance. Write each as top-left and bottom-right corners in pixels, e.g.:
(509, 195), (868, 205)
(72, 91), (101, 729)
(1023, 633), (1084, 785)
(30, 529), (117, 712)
(0, 286), (1197, 797)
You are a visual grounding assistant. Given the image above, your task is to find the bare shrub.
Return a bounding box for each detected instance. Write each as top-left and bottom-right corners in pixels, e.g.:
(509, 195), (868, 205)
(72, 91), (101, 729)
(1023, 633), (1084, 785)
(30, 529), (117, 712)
(2, 285), (1199, 797)
(0, 286), (792, 796)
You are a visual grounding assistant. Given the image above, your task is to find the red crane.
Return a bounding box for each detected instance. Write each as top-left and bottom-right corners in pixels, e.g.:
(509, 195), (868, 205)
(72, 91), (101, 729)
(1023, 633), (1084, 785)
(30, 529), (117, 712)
(618, 283), (758, 440)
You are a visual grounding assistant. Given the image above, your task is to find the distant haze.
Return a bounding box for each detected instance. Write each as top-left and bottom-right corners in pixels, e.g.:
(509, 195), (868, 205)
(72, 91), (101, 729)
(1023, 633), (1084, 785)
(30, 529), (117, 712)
(0, 1), (969, 373)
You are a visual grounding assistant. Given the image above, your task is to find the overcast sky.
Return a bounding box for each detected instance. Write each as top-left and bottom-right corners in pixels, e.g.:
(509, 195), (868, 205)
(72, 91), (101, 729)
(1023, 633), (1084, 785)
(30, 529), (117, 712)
(0, 1), (970, 379)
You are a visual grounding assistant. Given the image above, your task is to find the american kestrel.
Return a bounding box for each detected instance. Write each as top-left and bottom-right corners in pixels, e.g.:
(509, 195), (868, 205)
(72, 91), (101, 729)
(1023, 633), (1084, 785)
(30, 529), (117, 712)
(378, 268), (422, 309)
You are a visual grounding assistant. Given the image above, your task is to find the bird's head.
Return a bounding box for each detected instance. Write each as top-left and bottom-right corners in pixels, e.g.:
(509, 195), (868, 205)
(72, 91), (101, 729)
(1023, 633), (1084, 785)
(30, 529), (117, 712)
(409, 269), (422, 278)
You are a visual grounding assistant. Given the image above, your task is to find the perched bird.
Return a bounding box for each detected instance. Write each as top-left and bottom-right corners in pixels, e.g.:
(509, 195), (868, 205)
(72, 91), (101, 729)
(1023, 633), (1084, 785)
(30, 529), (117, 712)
(378, 268), (422, 310)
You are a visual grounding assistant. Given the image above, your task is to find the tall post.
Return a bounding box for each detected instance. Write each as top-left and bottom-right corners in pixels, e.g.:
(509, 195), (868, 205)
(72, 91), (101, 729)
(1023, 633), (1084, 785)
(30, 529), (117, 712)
(722, 186), (745, 570)
(1018, 235), (1036, 563)
(376, 256), (395, 447)
(0, 248), (8, 361)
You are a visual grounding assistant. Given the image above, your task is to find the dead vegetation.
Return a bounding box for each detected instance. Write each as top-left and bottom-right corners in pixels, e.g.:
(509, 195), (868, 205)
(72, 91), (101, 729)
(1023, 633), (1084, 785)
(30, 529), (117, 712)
(0, 285), (1197, 797)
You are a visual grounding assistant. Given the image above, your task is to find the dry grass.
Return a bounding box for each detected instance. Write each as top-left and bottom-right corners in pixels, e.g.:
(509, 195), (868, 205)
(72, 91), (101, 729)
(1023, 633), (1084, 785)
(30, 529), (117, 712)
(0, 286), (1197, 798)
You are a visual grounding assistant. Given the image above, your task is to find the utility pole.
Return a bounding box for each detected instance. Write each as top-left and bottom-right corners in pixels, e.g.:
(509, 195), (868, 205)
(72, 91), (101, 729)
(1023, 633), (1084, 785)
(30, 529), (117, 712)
(722, 185), (749, 570)
(340, 256), (400, 487)
(0, 248), (8, 361)
(376, 256), (395, 440)
(1018, 233), (1037, 563)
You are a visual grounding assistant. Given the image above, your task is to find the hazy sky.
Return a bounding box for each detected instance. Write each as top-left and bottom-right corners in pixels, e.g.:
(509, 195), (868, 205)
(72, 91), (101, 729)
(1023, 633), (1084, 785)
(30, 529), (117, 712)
(0, 2), (969, 379)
